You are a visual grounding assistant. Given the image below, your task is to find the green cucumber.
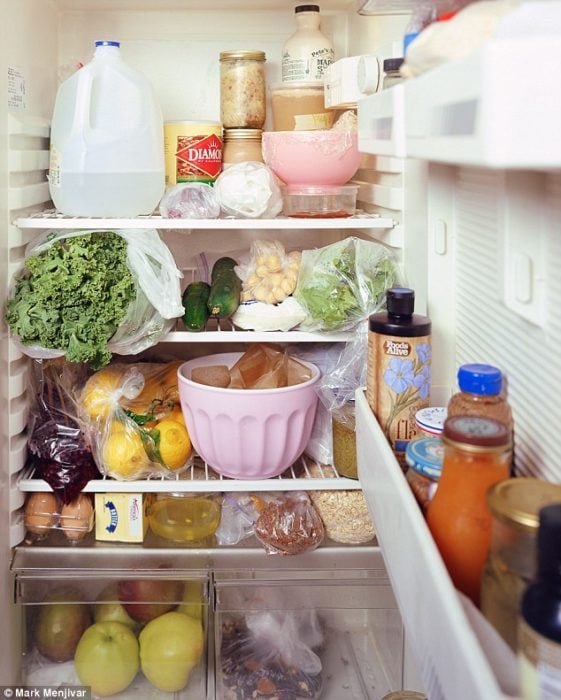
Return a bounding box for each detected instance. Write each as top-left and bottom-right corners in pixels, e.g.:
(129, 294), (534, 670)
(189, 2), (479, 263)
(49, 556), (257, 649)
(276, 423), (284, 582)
(182, 281), (211, 331)
(208, 264), (242, 319)
(211, 256), (237, 282)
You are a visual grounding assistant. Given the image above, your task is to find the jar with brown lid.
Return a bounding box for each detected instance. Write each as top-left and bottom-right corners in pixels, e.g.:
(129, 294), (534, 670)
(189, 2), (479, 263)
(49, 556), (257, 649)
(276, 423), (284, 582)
(220, 50), (266, 129)
(481, 478), (561, 651)
(222, 128), (263, 168)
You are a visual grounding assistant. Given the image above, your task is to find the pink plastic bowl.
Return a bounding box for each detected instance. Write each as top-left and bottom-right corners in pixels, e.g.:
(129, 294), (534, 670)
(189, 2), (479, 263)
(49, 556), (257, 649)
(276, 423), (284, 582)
(178, 353), (320, 479)
(262, 130), (361, 186)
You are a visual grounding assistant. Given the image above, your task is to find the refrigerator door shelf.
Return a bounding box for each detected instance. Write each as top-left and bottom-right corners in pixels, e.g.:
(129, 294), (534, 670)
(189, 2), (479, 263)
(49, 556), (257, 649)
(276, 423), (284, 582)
(355, 389), (518, 700)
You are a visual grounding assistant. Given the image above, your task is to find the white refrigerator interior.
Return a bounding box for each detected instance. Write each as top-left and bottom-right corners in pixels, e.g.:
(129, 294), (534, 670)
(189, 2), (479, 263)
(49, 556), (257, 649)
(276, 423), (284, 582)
(1, 0), (560, 698)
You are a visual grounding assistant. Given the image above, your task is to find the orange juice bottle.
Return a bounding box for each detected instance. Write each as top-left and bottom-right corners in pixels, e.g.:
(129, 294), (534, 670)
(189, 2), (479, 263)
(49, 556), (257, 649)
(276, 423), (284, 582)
(426, 415), (512, 606)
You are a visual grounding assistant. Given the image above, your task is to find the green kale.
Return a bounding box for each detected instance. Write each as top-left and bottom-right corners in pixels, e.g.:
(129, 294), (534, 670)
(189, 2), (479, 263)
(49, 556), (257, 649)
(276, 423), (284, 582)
(6, 232), (136, 369)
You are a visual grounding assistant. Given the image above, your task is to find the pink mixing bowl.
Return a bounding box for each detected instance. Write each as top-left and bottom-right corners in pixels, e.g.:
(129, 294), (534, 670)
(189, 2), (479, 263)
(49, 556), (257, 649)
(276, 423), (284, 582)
(262, 130), (361, 186)
(178, 352), (320, 479)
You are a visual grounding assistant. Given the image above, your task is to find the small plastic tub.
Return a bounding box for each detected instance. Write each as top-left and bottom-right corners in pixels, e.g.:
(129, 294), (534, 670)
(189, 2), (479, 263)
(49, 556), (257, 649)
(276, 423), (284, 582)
(149, 493), (222, 542)
(283, 184), (359, 218)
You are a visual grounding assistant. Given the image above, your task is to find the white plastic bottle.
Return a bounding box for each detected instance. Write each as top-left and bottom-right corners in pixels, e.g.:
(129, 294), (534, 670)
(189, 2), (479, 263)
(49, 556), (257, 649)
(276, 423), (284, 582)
(281, 4), (335, 85)
(49, 40), (165, 217)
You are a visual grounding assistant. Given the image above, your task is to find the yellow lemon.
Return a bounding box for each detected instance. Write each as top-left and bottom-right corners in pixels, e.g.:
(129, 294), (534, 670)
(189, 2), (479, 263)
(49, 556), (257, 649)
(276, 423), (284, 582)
(155, 418), (192, 471)
(102, 426), (150, 480)
(81, 366), (125, 421)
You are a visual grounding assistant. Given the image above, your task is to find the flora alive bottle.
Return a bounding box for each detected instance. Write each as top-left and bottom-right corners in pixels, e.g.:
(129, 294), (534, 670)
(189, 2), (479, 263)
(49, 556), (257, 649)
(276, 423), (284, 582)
(519, 504), (561, 699)
(367, 288), (431, 471)
(281, 4), (335, 85)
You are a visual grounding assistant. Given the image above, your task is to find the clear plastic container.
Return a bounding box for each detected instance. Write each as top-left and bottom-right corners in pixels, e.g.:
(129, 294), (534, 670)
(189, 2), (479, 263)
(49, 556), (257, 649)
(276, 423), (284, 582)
(283, 184), (359, 218)
(222, 128), (263, 167)
(219, 50), (266, 129)
(271, 83), (333, 131)
(49, 40), (165, 217)
(149, 493), (222, 543)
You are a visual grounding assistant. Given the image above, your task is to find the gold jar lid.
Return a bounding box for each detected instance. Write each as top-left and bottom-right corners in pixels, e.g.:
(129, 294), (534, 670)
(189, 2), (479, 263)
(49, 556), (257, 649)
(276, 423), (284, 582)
(487, 477), (561, 532)
(219, 50), (266, 62)
(381, 692), (427, 700)
(223, 128), (263, 141)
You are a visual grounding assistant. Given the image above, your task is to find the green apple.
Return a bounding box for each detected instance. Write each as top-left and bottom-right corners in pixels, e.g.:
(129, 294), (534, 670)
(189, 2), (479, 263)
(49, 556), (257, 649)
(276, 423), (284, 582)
(176, 580), (204, 621)
(74, 621), (139, 696)
(94, 583), (139, 631)
(139, 611), (203, 692)
(35, 586), (91, 662)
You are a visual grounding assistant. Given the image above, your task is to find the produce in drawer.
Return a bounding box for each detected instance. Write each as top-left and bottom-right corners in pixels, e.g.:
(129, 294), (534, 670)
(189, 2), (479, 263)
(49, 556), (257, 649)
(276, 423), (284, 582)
(294, 236), (401, 331)
(6, 229), (183, 369)
(117, 578), (184, 624)
(34, 585), (91, 663)
(79, 361), (193, 480)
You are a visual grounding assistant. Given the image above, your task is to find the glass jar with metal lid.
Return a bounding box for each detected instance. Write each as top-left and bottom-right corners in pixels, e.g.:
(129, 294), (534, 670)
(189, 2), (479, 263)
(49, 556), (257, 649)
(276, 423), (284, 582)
(480, 478), (561, 651)
(222, 128), (263, 168)
(220, 50), (266, 129)
(405, 437), (444, 512)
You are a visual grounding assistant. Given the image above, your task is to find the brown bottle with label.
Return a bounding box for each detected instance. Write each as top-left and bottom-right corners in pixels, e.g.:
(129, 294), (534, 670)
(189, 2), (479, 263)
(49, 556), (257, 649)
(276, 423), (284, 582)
(367, 288), (432, 470)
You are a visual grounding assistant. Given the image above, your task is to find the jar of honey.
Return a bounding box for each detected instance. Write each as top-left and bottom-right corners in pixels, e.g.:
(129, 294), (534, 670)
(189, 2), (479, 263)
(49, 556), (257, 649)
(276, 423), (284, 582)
(426, 415), (512, 606)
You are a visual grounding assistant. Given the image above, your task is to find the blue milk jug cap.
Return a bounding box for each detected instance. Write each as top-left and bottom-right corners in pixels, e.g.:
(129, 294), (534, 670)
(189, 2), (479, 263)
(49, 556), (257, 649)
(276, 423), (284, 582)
(457, 363), (502, 396)
(405, 438), (444, 479)
(95, 40), (120, 47)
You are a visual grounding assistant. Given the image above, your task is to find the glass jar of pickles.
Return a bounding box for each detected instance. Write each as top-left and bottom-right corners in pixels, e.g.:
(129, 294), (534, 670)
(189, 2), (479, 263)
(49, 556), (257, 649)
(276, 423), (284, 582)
(220, 50), (266, 129)
(481, 478), (561, 651)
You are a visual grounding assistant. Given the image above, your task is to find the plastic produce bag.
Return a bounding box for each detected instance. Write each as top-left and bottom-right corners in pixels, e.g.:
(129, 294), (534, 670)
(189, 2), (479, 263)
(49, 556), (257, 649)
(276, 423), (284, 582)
(27, 359), (101, 504)
(234, 239), (301, 304)
(294, 236), (402, 332)
(159, 183), (220, 219)
(215, 493), (261, 545)
(254, 491), (325, 555)
(6, 229), (183, 368)
(78, 361), (194, 480)
(214, 162), (283, 219)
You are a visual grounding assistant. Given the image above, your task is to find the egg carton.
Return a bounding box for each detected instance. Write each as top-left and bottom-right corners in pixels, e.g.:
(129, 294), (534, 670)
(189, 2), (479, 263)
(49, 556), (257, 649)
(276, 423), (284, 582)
(24, 492), (95, 544)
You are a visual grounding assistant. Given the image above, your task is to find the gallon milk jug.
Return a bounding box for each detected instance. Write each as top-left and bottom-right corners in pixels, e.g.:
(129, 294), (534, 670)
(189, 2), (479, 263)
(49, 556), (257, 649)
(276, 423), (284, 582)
(49, 40), (165, 217)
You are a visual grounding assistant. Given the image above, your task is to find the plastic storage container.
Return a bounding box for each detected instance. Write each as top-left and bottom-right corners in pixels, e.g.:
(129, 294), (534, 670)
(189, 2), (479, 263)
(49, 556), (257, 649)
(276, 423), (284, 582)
(49, 40), (165, 217)
(271, 83), (333, 131)
(219, 50), (266, 129)
(283, 184), (359, 218)
(149, 493), (222, 543)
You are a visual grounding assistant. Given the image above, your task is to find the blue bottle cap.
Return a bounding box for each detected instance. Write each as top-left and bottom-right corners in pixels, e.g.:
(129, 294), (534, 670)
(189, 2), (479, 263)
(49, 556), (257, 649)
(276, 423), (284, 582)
(95, 40), (120, 48)
(405, 438), (444, 480)
(457, 364), (502, 396)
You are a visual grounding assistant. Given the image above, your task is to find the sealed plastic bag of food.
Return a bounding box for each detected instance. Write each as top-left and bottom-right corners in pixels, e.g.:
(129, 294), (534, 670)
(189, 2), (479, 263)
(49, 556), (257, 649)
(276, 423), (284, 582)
(220, 591), (324, 699)
(254, 491), (324, 555)
(27, 359), (101, 504)
(294, 236), (402, 332)
(159, 183), (220, 219)
(234, 239), (301, 305)
(79, 361), (193, 480)
(214, 162), (283, 219)
(6, 229), (184, 369)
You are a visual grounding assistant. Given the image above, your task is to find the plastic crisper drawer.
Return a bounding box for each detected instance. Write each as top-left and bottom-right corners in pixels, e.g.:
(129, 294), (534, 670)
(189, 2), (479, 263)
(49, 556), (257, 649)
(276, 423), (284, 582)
(358, 85), (406, 158)
(15, 569), (210, 698)
(355, 390), (519, 700)
(214, 570), (404, 700)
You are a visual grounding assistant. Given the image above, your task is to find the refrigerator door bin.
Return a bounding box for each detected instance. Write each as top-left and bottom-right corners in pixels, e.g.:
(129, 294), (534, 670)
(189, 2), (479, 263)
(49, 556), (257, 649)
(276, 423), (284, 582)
(355, 390), (518, 700)
(214, 571), (405, 699)
(14, 561), (210, 697)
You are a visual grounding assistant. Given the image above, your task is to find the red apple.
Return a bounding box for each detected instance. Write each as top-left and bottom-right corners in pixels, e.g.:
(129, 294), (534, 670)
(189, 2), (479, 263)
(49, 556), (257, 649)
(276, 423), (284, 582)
(117, 579), (183, 623)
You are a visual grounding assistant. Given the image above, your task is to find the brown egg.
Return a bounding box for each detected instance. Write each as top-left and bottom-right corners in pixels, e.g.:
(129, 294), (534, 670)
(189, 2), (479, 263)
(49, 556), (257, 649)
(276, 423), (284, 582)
(60, 494), (94, 542)
(24, 492), (58, 537)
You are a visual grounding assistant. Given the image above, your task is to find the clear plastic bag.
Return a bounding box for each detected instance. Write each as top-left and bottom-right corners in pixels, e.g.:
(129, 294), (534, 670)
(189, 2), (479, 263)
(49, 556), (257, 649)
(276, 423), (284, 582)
(254, 491), (325, 555)
(294, 236), (402, 332)
(27, 359), (101, 504)
(78, 361), (193, 480)
(234, 239), (301, 305)
(159, 183), (220, 219)
(7, 229), (183, 367)
(215, 493), (261, 545)
(214, 162), (283, 219)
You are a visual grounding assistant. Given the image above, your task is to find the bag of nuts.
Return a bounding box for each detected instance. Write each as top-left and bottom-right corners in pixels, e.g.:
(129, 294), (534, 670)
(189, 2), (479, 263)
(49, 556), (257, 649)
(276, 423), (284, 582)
(254, 492), (324, 555)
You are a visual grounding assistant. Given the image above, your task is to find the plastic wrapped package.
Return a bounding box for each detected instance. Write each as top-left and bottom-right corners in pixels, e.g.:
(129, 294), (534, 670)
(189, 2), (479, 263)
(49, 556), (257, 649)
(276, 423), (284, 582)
(294, 236), (402, 332)
(254, 492), (325, 555)
(78, 361), (194, 480)
(232, 297), (307, 332)
(234, 239), (301, 305)
(6, 229), (184, 368)
(215, 493), (262, 545)
(27, 359), (101, 504)
(213, 162), (283, 219)
(159, 183), (220, 219)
